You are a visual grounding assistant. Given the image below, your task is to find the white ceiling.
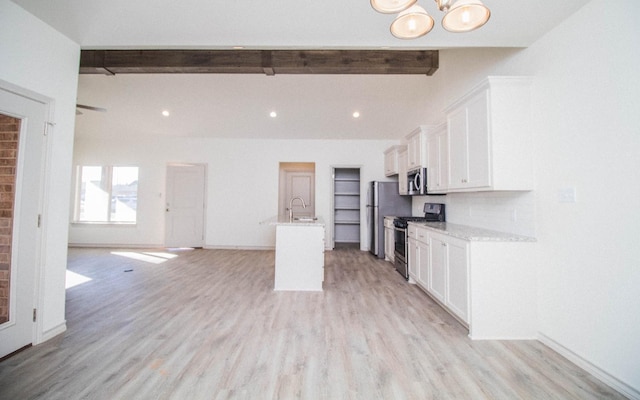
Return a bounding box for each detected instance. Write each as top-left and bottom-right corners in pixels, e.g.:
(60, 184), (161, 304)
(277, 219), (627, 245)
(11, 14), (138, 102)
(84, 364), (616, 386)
(74, 73), (436, 140)
(13, 0), (591, 141)
(12, 0), (590, 49)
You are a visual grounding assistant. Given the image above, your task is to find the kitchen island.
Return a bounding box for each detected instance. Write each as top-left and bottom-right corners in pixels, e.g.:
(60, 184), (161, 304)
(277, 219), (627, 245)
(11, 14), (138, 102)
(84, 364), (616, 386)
(266, 215), (325, 291)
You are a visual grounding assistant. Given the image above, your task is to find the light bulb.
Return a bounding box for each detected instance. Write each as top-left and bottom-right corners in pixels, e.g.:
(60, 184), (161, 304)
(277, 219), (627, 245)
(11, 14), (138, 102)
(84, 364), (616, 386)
(390, 5), (434, 39)
(441, 0), (490, 32)
(462, 9), (470, 24)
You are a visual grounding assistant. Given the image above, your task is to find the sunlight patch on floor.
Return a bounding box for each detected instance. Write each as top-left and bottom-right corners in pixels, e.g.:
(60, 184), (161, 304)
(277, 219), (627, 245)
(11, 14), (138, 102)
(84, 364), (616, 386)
(143, 252), (179, 260)
(66, 270), (93, 289)
(111, 251), (179, 264)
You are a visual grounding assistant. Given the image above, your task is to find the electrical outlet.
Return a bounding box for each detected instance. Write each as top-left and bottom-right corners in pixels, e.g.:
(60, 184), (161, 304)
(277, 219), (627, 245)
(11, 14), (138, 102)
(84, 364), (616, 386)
(558, 187), (577, 203)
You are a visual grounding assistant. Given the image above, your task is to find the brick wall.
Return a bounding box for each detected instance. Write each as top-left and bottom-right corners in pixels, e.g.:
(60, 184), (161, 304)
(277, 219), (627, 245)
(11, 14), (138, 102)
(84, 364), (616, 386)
(0, 114), (19, 324)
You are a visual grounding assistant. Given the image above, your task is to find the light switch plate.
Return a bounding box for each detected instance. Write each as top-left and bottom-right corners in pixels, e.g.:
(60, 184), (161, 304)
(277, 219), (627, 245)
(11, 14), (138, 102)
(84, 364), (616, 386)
(558, 187), (577, 203)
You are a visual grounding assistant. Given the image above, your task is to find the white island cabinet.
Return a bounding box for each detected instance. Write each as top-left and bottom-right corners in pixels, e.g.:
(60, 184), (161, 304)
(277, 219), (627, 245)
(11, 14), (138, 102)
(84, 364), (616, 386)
(268, 216), (325, 291)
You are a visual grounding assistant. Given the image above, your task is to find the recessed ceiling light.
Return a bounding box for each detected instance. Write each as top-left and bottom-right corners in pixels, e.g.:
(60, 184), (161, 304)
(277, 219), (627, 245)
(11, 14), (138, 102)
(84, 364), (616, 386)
(233, 46), (245, 49)
(162, 110), (170, 117)
(352, 111), (361, 118)
(269, 111), (277, 118)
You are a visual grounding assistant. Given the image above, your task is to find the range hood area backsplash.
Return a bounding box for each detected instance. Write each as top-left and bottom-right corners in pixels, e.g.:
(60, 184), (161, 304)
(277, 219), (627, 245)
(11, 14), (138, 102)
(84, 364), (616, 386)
(411, 191), (535, 237)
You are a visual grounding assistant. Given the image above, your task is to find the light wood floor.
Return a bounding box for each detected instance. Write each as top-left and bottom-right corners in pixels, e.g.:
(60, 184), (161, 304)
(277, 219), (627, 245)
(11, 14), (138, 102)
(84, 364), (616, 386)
(0, 247), (626, 399)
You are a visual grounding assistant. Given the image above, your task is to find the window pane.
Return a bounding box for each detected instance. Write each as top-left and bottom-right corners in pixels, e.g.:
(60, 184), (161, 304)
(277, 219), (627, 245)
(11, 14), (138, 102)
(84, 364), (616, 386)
(79, 166), (109, 222)
(111, 167), (138, 222)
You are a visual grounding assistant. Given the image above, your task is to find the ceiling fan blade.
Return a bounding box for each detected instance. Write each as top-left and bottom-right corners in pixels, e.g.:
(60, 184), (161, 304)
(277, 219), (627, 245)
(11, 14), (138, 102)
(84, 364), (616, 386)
(76, 104), (107, 112)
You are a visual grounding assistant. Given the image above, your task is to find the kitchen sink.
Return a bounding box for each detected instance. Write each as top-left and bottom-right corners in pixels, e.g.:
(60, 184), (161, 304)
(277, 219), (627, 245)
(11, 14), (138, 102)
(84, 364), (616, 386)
(294, 217), (318, 222)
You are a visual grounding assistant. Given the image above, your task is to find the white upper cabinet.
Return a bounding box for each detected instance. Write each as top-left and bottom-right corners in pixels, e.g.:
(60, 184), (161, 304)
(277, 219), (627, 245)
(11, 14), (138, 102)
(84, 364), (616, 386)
(383, 145), (405, 177)
(445, 77), (533, 192)
(405, 126), (428, 172)
(398, 147), (409, 195)
(427, 123), (448, 193)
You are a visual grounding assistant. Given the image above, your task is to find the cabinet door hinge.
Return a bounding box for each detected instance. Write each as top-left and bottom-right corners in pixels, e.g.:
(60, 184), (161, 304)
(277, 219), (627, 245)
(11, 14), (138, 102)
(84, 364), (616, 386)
(37, 214), (41, 228)
(33, 308), (37, 322)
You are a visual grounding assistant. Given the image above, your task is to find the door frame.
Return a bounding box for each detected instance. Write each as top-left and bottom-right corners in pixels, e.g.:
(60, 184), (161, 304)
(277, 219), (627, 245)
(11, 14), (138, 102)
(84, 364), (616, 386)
(329, 165), (363, 250)
(0, 80), (52, 348)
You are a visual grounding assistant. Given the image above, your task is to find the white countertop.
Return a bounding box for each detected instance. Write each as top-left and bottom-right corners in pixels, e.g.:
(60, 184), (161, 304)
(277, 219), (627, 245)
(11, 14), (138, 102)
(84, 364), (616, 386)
(408, 221), (536, 242)
(262, 215), (326, 227)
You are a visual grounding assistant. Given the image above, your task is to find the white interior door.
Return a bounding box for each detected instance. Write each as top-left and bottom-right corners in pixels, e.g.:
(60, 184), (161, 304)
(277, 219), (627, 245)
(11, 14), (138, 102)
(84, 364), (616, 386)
(0, 88), (46, 358)
(283, 171), (315, 218)
(165, 164), (206, 248)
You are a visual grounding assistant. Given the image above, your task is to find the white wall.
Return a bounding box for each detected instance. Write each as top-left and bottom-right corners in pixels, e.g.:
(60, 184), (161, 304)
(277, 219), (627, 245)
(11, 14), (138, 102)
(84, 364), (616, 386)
(413, 0), (639, 395)
(413, 192), (536, 237)
(0, 0), (80, 340)
(70, 136), (397, 249)
(520, 0), (640, 394)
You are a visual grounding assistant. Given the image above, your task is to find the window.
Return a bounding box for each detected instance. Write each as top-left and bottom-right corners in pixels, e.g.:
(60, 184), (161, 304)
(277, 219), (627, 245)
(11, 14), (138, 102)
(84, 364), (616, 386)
(75, 166), (139, 223)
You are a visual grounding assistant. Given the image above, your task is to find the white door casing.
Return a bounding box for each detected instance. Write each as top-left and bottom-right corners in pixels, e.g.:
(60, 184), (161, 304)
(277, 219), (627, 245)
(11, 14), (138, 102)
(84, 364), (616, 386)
(0, 88), (47, 358)
(164, 164), (206, 248)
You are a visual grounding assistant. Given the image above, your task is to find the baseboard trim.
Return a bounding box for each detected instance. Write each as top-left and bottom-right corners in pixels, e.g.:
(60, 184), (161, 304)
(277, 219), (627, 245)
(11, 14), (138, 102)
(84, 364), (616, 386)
(69, 244), (337, 252)
(203, 245), (275, 251)
(68, 243), (165, 249)
(538, 332), (639, 400)
(38, 321), (67, 344)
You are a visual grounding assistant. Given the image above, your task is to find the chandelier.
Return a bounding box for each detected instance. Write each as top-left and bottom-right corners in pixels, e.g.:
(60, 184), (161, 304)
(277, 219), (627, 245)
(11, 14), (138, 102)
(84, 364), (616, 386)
(371, 0), (491, 39)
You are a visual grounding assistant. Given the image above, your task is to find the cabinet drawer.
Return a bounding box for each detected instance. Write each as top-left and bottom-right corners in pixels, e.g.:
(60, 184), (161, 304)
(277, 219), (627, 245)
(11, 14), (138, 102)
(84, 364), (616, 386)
(408, 224), (418, 239)
(416, 227), (428, 243)
(384, 217), (395, 229)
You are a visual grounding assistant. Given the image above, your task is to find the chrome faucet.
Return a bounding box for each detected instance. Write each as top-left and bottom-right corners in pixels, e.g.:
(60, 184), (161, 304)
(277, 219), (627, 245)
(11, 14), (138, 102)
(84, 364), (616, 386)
(288, 197), (307, 220)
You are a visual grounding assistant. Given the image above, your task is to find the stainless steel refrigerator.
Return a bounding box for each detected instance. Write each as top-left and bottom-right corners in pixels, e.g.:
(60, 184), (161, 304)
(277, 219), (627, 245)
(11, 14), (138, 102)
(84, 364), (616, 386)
(366, 181), (412, 258)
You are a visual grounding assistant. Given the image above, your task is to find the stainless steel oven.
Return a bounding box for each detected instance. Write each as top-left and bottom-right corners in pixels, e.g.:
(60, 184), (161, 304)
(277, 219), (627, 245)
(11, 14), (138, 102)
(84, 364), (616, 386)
(393, 219), (410, 279)
(393, 203), (445, 281)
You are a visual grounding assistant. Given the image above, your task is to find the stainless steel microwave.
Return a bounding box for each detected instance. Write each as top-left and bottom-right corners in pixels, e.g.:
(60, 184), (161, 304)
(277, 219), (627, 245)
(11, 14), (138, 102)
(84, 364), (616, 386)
(407, 167), (427, 195)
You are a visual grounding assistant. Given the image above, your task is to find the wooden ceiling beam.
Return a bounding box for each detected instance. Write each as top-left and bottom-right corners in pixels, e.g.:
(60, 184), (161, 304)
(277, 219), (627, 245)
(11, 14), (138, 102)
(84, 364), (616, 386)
(79, 49), (439, 76)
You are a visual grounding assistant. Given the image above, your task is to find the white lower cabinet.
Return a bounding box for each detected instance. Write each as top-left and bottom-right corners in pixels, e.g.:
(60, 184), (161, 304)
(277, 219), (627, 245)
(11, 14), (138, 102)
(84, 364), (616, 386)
(407, 224), (418, 280)
(425, 231), (469, 324)
(428, 233), (447, 304)
(408, 222), (536, 339)
(383, 217), (395, 263)
(415, 232), (430, 289)
(441, 235), (469, 323)
(410, 225), (432, 289)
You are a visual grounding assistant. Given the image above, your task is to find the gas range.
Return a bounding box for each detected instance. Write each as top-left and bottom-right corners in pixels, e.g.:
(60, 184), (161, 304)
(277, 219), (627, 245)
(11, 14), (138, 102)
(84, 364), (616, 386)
(393, 203), (446, 228)
(393, 216), (433, 229)
(393, 203), (445, 281)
